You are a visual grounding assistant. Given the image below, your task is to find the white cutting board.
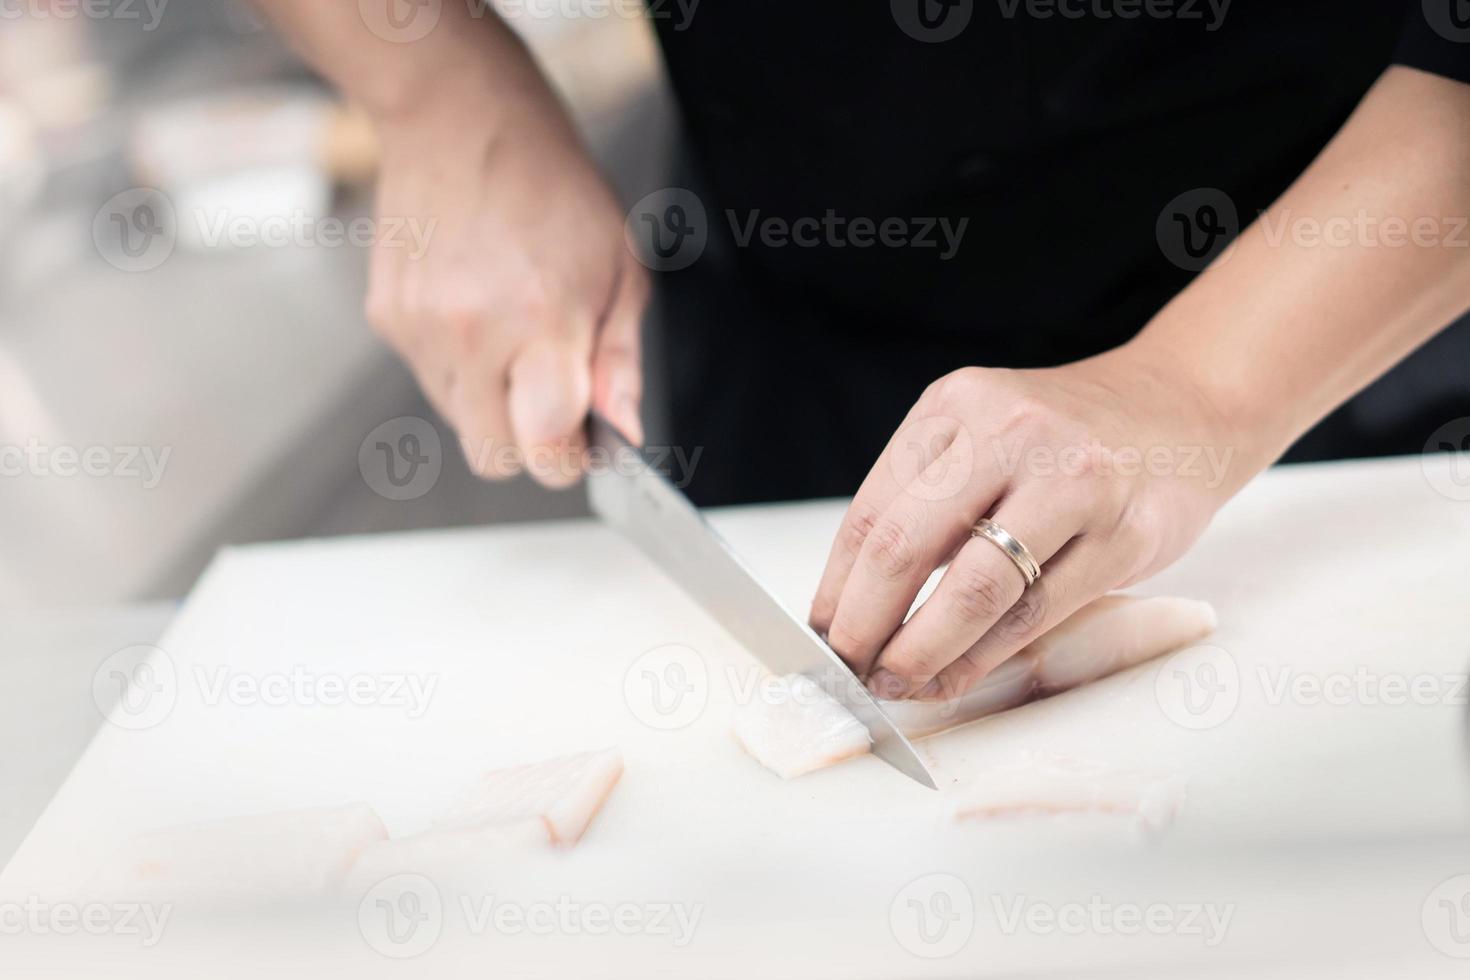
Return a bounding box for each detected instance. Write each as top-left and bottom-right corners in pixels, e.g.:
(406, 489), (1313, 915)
(5, 456), (1469, 979)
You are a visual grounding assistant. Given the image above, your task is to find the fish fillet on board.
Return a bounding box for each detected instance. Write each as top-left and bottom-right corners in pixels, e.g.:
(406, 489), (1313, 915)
(344, 749), (625, 894)
(731, 674), (873, 779)
(953, 752), (1189, 833)
(432, 747), (624, 846)
(735, 595), (1217, 778)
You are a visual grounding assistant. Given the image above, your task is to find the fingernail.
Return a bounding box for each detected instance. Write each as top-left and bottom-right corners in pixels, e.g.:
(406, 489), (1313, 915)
(866, 668), (910, 701)
(617, 394), (643, 445)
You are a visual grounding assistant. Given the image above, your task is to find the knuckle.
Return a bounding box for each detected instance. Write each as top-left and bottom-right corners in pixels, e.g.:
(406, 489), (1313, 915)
(948, 563), (1011, 626)
(838, 501), (882, 560)
(931, 367), (985, 407)
(825, 620), (868, 663)
(883, 645), (940, 683)
(1000, 393), (1050, 435)
(509, 276), (555, 326)
(865, 514), (920, 581)
(991, 587), (1049, 647)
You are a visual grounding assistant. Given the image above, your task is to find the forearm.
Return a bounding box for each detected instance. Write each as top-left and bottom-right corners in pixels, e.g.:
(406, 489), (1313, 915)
(249, 0), (569, 134)
(1121, 66), (1470, 472)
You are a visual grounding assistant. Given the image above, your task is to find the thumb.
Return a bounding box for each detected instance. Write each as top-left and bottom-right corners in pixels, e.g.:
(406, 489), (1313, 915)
(508, 336), (592, 489)
(592, 262), (648, 445)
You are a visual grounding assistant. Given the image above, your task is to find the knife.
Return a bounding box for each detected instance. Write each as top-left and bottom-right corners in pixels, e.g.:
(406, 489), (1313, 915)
(585, 411), (936, 789)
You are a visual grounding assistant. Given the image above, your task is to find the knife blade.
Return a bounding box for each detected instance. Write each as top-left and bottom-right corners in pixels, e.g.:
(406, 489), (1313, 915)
(585, 411), (936, 789)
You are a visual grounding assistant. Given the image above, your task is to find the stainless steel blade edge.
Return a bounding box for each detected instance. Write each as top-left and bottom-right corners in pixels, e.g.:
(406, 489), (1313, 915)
(586, 412), (936, 789)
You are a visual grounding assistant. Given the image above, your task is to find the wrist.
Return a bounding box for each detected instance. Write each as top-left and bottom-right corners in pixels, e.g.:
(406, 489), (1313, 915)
(1094, 339), (1278, 500)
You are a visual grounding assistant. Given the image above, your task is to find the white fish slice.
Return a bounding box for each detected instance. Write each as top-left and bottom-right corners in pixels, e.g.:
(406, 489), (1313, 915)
(86, 803), (388, 905)
(734, 595), (1217, 778)
(953, 752), (1188, 833)
(731, 674), (873, 780)
(433, 747), (624, 846)
(883, 594), (1219, 738)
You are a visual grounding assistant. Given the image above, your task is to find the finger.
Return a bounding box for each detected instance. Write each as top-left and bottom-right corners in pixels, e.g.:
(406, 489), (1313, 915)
(448, 364), (520, 480)
(809, 410), (966, 635)
(591, 260), (648, 445)
(867, 495), (1084, 699)
(823, 446), (1004, 680)
(914, 537), (1110, 701)
(508, 334), (593, 489)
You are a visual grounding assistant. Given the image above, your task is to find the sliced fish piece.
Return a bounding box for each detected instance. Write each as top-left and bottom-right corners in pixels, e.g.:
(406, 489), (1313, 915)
(732, 673), (873, 779)
(87, 803), (387, 905)
(732, 594), (1217, 777)
(953, 752), (1188, 833)
(884, 594), (1219, 738)
(433, 747), (624, 846)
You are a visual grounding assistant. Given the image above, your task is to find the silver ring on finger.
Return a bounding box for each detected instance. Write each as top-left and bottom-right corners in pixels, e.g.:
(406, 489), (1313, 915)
(970, 518), (1041, 588)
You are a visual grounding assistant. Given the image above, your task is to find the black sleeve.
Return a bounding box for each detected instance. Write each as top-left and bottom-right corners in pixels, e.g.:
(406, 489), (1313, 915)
(1395, 3), (1470, 84)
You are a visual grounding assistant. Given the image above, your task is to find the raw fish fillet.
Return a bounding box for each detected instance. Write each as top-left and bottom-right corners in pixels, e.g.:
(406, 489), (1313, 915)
(953, 752), (1188, 833)
(433, 747), (623, 846)
(731, 673), (872, 779)
(883, 594), (1218, 738)
(87, 803), (387, 904)
(733, 595), (1216, 778)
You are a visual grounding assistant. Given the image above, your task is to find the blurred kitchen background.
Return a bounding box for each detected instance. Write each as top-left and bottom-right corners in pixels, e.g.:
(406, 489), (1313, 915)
(0, 0), (677, 613)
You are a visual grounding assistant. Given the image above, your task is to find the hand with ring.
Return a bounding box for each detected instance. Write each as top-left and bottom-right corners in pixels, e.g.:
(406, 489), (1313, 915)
(809, 353), (1250, 702)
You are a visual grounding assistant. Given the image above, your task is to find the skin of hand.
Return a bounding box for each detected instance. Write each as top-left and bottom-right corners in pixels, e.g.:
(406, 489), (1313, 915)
(814, 66), (1470, 702)
(249, 2), (647, 485)
(368, 101), (648, 485)
(808, 354), (1244, 703)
